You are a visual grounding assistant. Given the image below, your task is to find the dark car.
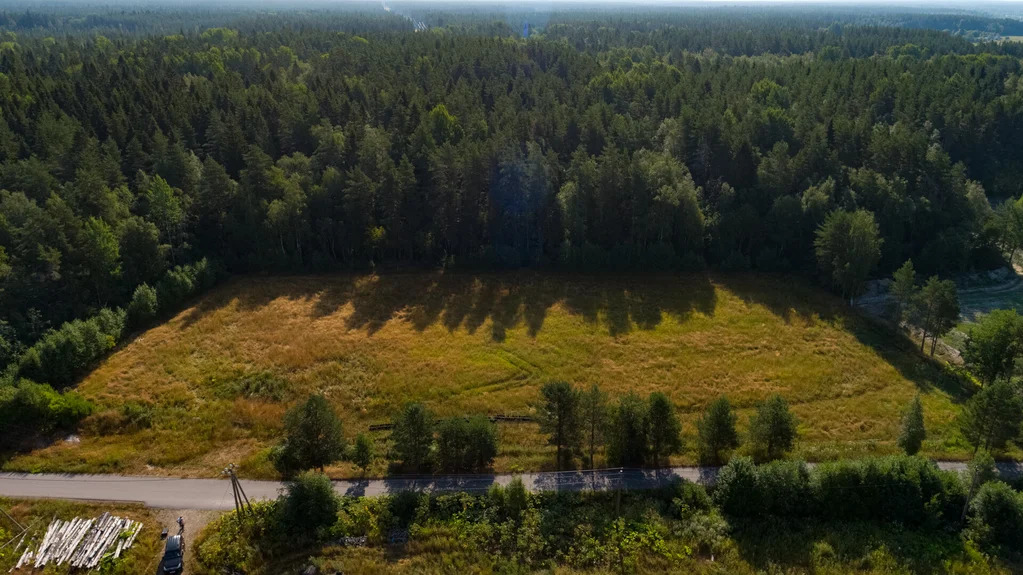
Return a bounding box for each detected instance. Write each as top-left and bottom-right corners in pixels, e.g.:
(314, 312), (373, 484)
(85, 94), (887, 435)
(162, 535), (184, 574)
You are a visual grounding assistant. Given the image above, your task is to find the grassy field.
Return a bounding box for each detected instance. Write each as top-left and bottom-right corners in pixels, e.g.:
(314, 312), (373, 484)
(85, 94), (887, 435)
(2, 272), (987, 478)
(0, 498), (161, 574)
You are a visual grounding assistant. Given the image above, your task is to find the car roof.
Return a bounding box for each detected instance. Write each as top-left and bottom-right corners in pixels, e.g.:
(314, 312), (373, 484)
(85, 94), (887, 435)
(165, 535), (182, 551)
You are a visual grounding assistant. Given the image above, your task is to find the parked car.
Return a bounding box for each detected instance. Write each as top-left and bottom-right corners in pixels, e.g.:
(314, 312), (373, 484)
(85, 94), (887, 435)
(162, 535), (184, 574)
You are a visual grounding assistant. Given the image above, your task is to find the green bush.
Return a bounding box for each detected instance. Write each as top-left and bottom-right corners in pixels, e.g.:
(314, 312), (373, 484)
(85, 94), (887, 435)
(757, 459), (813, 517)
(126, 283), (158, 329)
(714, 455), (963, 526)
(18, 308), (125, 387)
(278, 471), (340, 538)
(713, 456), (760, 516)
(0, 380), (93, 447)
(155, 258), (222, 312)
(967, 481), (1023, 552)
(813, 456), (962, 525)
(436, 416), (498, 473)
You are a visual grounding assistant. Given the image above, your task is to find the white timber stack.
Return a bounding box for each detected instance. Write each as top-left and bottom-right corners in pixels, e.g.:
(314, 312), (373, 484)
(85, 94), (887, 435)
(10, 513), (143, 572)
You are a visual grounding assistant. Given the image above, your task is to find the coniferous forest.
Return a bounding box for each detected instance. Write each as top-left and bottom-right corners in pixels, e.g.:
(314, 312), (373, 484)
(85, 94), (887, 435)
(3, 3), (1023, 384)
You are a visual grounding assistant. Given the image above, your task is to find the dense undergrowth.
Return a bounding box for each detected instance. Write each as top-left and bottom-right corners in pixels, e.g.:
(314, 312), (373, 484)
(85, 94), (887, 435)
(193, 456), (1023, 575)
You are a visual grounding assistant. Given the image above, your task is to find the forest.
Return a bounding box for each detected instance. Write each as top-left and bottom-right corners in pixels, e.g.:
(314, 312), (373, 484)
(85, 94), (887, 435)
(2, 5), (1023, 392)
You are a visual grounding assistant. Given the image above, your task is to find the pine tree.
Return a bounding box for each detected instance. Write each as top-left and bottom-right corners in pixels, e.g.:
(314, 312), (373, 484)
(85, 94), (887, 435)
(647, 392), (683, 467)
(580, 384), (608, 468)
(391, 402), (434, 472)
(697, 396), (740, 464)
(538, 381), (581, 469)
(897, 395), (926, 455)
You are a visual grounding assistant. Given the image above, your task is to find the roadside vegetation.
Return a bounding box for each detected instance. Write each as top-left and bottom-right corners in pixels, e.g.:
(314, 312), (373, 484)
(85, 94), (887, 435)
(192, 457), (1023, 575)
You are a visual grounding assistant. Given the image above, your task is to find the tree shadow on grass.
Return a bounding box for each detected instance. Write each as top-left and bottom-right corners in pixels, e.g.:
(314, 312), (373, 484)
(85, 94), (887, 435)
(728, 517), (975, 574)
(175, 270), (720, 342)
(716, 273), (972, 403)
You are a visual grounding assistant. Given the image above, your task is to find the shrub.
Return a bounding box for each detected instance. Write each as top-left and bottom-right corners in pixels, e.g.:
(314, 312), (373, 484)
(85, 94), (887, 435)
(155, 258), (222, 313)
(434, 416), (497, 473)
(120, 401), (155, 430)
(967, 481), (1023, 552)
(436, 417), (472, 473)
(669, 479), (712, 516)
(18, 308), (125, 387)
(0, 380), (93, 446)
(278, 471), (340, 538)
(758, 459), (813, 517)
(814, 456), (962, 525)
(351, 433), (374, 475)
(504, 477), (529, 522)
(126, 283), (158, 329)
(713, 456), (760, 516)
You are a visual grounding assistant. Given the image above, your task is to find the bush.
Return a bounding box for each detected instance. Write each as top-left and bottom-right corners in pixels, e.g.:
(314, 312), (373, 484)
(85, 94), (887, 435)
(814, 456), (962, 525)
(668, 479), (712, 516)
(18, 308), (125, 387)
(967, 481), (1023, 552)
(714, 455), (964, 526)
(0, 380), (93, 447)
(155, 258), (222, 313)
(713, 456), (760, 516)
(757, 460), (813, 517)
(126, 283), (158, 329)
(278, 471), (340, 538)
(351, 433), (374, 474)
(437, 416), (498, 473)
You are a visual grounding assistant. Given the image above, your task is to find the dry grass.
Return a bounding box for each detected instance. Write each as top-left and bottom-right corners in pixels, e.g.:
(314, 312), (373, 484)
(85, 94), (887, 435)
(2, 271), (986, 477)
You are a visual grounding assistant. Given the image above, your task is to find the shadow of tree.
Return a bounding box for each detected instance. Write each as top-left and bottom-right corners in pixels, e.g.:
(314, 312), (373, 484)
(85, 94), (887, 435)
(716, 273), (972, 403)
(180, 271), (720, 342)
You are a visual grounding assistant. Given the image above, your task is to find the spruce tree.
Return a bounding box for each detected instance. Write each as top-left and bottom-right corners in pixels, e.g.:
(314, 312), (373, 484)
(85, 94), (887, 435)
(897, 395), (926, 455)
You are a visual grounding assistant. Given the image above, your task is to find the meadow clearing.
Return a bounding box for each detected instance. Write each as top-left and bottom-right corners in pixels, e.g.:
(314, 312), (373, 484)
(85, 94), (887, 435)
(2, 272), (990, 478)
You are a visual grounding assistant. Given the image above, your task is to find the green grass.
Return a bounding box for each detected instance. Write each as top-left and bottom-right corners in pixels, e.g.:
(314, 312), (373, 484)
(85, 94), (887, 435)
(0, 498), (160, 574)
(2, 272), (988, 477)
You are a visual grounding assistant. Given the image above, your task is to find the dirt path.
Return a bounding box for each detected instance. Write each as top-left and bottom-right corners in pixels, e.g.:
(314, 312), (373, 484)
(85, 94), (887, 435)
(152, 509), (224, 574)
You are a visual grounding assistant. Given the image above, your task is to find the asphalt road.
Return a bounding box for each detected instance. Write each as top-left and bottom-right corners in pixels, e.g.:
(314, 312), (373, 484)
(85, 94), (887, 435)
(0, 461), (1019, 510)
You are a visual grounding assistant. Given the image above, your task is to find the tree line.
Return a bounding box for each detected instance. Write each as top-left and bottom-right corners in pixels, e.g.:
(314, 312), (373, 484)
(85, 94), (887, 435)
(3, 12), (1023, 368)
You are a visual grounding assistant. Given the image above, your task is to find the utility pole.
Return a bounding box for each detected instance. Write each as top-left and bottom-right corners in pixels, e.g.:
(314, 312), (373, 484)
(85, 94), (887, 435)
(222, 463), (252, 516)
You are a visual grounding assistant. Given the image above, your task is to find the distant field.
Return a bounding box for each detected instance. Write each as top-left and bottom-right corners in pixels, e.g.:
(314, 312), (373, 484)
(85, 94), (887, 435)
(2, 272), (988, 478)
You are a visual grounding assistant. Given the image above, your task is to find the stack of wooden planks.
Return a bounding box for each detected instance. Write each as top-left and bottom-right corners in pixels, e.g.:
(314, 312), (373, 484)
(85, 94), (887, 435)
(10, 512), (143, 572)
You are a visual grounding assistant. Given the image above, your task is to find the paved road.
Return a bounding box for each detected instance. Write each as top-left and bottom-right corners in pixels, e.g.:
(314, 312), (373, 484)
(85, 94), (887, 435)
(0, 462), (1019, 510)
